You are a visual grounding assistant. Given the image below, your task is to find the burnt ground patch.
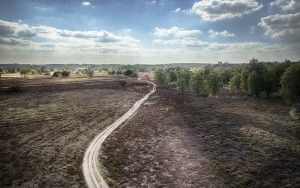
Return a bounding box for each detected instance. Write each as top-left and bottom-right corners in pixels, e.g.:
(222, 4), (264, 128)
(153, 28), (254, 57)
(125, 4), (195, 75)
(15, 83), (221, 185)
(101, 88), (300, 187)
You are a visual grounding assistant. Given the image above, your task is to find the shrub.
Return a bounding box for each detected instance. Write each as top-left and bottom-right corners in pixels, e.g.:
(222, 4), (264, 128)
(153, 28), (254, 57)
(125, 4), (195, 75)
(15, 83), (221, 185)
(280, 64), (300, 104)
(53, 71), (62, 77)
(191, 71), (205, 95)
(108, 70), (116, 75)
(123, 69), (134, 76)
(154, 68), (167, 86)
(247, 71), (262, 97)
(289, 107), (299, 120)
(84, 68), (95, 78)
(8, 85), (23, 92)
(61, 70), (70, 78)
(207, 71), (222, 96)
(20, 68), (32, 75)
(119, 80), (127, 87)
(176, 68), (192, 94)
(229, 73), (241, 92)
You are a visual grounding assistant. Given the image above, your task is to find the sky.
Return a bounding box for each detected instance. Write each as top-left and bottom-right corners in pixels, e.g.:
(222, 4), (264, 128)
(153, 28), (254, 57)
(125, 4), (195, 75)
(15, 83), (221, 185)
(0, 0), (299, 64)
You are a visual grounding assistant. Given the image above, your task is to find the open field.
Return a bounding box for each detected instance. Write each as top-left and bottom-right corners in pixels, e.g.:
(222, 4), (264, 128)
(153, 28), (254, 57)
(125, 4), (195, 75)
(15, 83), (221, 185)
(101, 87), (300, 187)
(0, 77), (151, 187)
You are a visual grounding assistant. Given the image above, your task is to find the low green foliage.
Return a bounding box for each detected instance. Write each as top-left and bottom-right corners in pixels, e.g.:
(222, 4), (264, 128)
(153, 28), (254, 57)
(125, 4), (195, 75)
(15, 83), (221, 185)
(207, 71), (222, 96)
(191, 71), (205, 95)
(155, 68), (167, 86)
(229, 73), (241, 92)
(84, 68), (95, 78)
(176, 68), (192, 94)
(153, 59), (300, 105)
(280, 64), (300, 104)
(289, 107), (299, 120)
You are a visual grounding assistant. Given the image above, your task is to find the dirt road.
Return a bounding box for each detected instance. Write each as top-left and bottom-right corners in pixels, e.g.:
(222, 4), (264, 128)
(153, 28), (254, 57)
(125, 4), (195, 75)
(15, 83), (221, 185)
(82, 82), (156, 188)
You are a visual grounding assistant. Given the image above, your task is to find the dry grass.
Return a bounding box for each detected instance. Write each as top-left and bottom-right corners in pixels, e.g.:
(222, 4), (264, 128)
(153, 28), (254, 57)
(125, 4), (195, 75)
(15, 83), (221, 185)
(0, 79), (147, 187)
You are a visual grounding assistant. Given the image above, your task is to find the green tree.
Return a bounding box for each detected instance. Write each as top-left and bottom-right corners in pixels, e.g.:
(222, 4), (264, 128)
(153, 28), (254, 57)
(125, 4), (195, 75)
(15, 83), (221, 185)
(191, 71), (205, 95)
(229, 73), (241, 92)
(262, 65), (277, 97)
(219, 68), (233, 84)
(20, 68), (32, 75)
(61, 70), (70, 78)
(123, 69), (137, 78)
(176, 68), (192, 94)
(84, 68), (95, 78)
(154, 68), (167, 85)
(166, 68), (177, 82)
(241, 70), (250, 92)
(280, 64), (300, 104)
(247, 71), (262, 97)
(207, 71), (222, 96)
(0, 68), (3, 77)
(53, 71), (62, 77)
(123, 69), (133, 76)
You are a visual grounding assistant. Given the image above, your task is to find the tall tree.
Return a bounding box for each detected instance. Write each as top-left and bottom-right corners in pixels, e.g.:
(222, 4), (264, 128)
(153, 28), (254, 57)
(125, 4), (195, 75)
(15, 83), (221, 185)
(229, 73), (241, 92)
(262, 65), (277, 97)
(191, 71), (205, 95)
(247, 71), (262, 97)
(241, 70), (250, 92)
(176, 68), (192, 94)
(166, 68), (177, 82)
(207, 71), (222, 96)
(280, 64), (300, 104)
(155, 68), (167, 86)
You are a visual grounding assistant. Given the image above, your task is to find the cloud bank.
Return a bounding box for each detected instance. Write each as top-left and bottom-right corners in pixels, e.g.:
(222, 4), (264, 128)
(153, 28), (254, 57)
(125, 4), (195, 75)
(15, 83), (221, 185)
(258, 13), (300, 42)
(154, 26), (202, 38)
(0, 19), (139, 54)
(208, 29), (236, 38)
(191, 0), (263, 21)
(270, 0), (300, 11)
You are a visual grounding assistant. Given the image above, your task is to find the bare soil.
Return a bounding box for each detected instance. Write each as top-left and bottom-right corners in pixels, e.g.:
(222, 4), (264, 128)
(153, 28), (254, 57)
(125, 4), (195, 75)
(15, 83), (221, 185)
(101, 88), (300, 187)
(0, 77), (151, 187)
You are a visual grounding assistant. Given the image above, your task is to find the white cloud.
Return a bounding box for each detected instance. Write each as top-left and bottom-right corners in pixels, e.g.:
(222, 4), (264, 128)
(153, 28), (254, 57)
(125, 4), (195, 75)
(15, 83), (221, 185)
(154, 26), (202, 38)
(270, 0), (300, 11)
(258, 13), (300, 41)
(191, 0), (263, 21)
(0, 19), (139, 53)
(208, 29), (236, 38)
(82, 1), (91, 7)
(154, 38), (209, 48)
(172, 8), (181, 13)
(152, 37), (300, 59)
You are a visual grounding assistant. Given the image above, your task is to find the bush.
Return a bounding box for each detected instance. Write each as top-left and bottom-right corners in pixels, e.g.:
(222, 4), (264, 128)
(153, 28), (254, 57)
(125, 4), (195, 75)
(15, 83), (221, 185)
(84, 68), (94, 78)
(20, 68), (32, 75)
(53, 71), (62, 77)
(247, 71), (262, 97)
(207, 71), (222, 96)
(108, 70), (116, 75)
(229, 73), (241, 92)
(280, 64), (300, 104)
(8, 85), (23, 93)
(62, 70), (70, 78)
(176, 68), (192, 94)
(191, 71), (205, 95)
(289, 107), (299, 120)
(123, 69), (138, 78)
(119, 80), (127, 88)
(154, 68), (167, 86)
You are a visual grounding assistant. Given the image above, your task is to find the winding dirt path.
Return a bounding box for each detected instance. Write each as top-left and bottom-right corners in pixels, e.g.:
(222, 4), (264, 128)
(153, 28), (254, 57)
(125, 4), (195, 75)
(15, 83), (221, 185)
(82, 82), (156, 188)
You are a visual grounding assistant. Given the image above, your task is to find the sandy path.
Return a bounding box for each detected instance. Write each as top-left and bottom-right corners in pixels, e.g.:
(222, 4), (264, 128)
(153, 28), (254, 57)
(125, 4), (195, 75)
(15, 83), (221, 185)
(82, 82), (156, 188)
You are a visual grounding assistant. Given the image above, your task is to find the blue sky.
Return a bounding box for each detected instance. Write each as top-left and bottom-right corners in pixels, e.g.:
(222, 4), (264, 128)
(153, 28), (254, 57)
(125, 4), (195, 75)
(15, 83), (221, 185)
(0, 0), (299, 64)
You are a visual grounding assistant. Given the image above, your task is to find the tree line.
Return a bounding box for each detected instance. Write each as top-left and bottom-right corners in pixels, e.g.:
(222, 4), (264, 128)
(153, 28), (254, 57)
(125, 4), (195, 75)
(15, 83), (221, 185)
(155, 59), (300, 105)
